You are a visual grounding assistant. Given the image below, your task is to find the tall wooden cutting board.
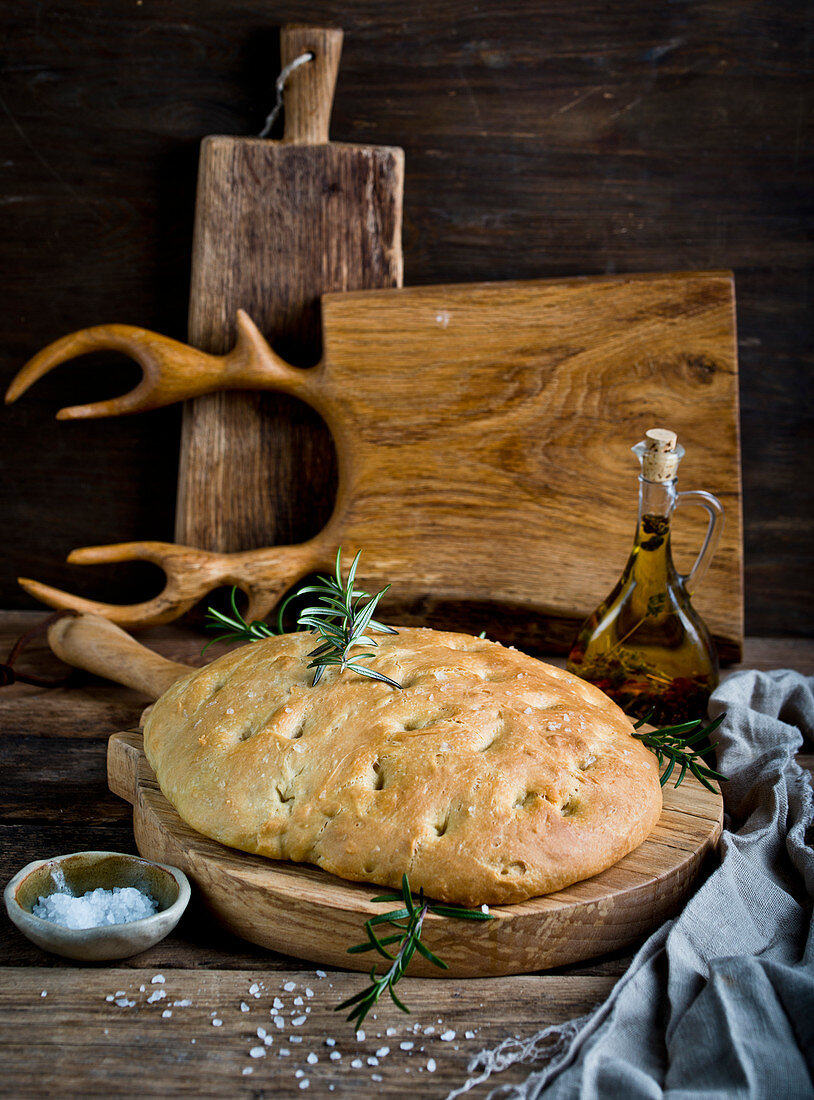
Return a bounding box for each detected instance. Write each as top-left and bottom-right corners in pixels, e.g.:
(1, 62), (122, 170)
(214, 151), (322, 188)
(177, 25), (403, 552)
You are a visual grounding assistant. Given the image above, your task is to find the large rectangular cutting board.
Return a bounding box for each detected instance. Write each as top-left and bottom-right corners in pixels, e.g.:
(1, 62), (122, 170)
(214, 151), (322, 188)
(309, 270), (742, 658)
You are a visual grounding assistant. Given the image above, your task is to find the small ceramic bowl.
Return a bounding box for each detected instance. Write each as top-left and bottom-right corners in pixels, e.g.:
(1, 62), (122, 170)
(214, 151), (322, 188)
(4, 851), (191, 961)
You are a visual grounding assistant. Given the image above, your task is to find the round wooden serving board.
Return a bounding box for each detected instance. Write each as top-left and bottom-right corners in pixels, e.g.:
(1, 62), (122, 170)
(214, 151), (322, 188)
(108, 730), (722, 978)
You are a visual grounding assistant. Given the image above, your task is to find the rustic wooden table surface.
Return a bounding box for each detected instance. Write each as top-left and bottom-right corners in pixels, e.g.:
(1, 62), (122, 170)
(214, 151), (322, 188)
(2, 611), (812, 1098)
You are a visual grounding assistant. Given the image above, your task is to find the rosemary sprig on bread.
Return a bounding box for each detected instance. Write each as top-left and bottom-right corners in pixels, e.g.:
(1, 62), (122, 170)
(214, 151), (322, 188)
(296, 549), (401, 688)
(336, 875), (493, 1028)
(204, 548), (401, 688)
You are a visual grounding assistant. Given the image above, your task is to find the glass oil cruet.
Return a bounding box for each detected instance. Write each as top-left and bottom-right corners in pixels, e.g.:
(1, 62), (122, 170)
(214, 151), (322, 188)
(566, 428), (724, 725)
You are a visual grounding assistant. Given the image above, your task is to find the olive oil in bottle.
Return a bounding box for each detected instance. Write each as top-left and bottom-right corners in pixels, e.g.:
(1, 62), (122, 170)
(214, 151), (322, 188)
(567, 428), (724, 724)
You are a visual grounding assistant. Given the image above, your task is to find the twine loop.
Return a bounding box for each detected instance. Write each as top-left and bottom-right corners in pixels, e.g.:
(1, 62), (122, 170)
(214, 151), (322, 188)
(258, 51), (314, 138)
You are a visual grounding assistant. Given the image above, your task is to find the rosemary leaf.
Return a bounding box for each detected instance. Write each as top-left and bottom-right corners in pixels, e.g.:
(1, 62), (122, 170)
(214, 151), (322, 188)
(337, 875), (494, 1028)
(632, 713), (728, 791)
(203, 546), (402, 689)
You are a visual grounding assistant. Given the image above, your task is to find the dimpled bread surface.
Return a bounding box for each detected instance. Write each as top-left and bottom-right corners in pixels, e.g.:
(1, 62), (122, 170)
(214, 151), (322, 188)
(143, 627), (662, 906)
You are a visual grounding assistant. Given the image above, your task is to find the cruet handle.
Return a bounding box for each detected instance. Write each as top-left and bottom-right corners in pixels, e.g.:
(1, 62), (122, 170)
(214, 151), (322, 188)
(675, 490), (725, 595)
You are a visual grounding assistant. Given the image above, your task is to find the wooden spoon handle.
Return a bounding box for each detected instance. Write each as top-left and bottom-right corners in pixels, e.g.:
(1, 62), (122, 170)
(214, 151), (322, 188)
(282, 26), (343, 145)
(48, 614), (193, 699)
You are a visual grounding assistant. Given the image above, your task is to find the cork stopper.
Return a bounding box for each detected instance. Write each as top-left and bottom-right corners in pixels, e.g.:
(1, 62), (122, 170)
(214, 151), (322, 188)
(633, 427), (684, 482)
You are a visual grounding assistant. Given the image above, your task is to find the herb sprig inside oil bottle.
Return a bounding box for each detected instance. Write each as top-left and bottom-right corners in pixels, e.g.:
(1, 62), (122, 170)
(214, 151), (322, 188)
(567, 428), (725, 725)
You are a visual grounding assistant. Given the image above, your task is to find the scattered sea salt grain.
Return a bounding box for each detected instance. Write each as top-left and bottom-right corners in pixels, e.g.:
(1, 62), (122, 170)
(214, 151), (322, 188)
(372, 1074), (382, 1082)
(40, 991), (47, 998)
(299, 1082), (309, 1091)
(115, 998), (134, 1008)
(400, 1041), (414, 1051)
(139, 985), (146, 993)
(325, 1038), (336, 1047)
(523, 706), (532, 714)
(240, 1002), (250, 1012)
(481, 904), (490, 913)
(465, 1030), (475, 1039)
(290, 1036), (303, 1044)
(427, 1058), (437, 1072)
(367, 1056), (379, 1066)
(351, 1059), (363, 1069)
(242, 1068), (253, 1076)
(162, 1010), (172, 1019)
(423, 1026), (435, 1035)
(249, 1047), (265, 1059)
(295, 1070), (304, 1078)
(151, 974), (165, 984)
(273, 997), (284, 1010)
(316, 970), (326, 978)
(356, 1029), (365, 1042)
(284, 981), (297, 992)
(294, 996), (304, 1005)
(305, 988), (314, 998)
(249, 983), (260, 995)
(307, 1053), (318, 1065)
(105, 995), (114, 1002)
(330, 1051), (341, 1061)
(441, 1029), (456, 1041)
(386, 1027), (397, 1036)
(292, 1015), (307, 1026)
(212, 1019), (222, 1027)
(376, 1047), (390, 1058)
(279, 1049), (290, 1057)
(147, 990), (166, 1003)
(33, 886), (157, 929)
(256, 1027), (267, 1039)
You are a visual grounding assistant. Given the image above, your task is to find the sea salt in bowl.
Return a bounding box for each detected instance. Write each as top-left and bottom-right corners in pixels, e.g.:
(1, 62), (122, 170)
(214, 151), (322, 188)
(4, 851), (191, 961)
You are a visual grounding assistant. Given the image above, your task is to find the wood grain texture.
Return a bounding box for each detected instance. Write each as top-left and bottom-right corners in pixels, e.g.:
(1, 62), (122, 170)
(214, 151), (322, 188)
(0, 0), (810, 634)
(106, 728), (722, 978)
(177, 22), (404, 553)
(1, 616), (811, 1095)
(6, 272), (744, 654)
(0, 969), (616, 1098)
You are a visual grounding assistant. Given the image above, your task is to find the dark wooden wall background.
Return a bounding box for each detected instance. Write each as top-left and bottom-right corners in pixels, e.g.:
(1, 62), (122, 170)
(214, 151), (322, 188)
(1, 1), (811, 635)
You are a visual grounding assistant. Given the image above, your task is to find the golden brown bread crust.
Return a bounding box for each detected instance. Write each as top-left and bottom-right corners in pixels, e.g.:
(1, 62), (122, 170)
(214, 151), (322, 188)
(143, 628), (662, 905)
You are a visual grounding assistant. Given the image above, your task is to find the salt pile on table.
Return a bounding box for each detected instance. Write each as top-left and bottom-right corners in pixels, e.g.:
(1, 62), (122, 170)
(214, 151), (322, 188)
(33, 886), (158, 929)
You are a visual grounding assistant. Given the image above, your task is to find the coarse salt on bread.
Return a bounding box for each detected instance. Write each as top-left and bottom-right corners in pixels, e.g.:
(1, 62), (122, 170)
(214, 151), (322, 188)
(143, 627), (662, 905)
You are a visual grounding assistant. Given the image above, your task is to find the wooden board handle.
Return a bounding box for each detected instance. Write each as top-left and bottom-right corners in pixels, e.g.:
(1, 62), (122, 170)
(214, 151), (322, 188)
(107, 731), (144, 805)
(48, 613), (193, 699)
(281, 25), (343, 145)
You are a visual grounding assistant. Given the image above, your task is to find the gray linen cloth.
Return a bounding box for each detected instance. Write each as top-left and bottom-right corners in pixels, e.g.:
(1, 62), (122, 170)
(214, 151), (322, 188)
(447, 670), (814, 1099)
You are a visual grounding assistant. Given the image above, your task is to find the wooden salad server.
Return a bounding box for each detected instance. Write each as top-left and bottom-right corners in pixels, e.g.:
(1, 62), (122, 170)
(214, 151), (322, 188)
(178, 24), (403, 555)
(6, 272), (744, 656)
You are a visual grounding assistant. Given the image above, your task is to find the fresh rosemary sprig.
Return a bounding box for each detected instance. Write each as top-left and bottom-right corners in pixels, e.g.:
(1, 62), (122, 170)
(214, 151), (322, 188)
(203, 586), (279, 651)
(632, 713), (727, 792)
(297, 549), (401, 688)
(203, 548), (401, 689)
(336, 875), (493, 1028)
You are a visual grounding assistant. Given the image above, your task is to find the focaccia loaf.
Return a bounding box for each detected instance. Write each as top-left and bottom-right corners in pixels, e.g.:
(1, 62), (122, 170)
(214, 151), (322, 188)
(143, 628), (662, 905)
